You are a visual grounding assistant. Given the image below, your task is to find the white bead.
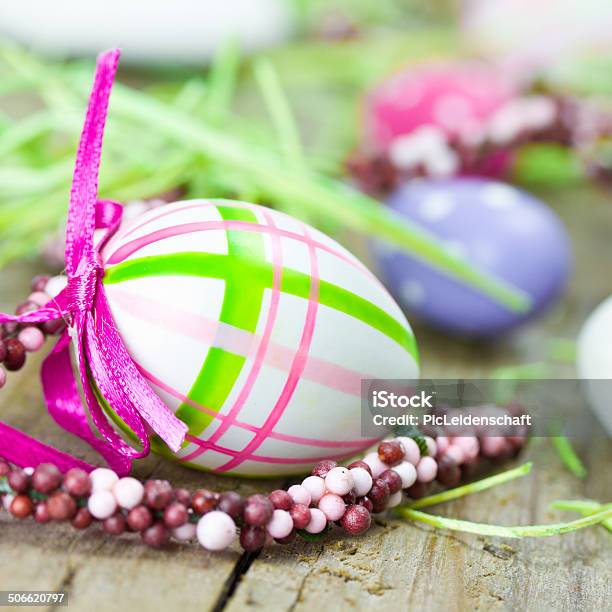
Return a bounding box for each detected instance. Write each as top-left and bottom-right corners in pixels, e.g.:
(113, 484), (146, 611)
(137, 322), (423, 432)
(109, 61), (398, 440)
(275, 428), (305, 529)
(44, 275), (68, 299)
(387, 490), (403, 508)
(172, 522), (197, 542)
(318, 494), (346, 521)
(24, 467), (34, 476)
(113, 477), (144, 510)
(395, 437), (421, 466)
(393, 461), (417, 489)
(324, 467), (354, 496)
(424, 436), (437, 458)
(301, 476), (326, 503)
(266, 509), (293, 539)
(90, 468), (119, 493)
(362, 452), (387, 478)
(88, 490), (117, 520)
(305, 508), (327, 534)
(3, 495), (14, 512)
(197, 511), (236, 551)
(349, 467), (372, 497)
(287, 484), (311, 506)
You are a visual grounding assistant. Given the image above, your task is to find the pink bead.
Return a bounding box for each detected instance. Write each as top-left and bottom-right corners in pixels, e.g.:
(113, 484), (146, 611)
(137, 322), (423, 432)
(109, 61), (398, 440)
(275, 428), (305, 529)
(324, 467), (354, 496)
(453, 436), (479, 460)
(396, 437), (421, 465)
(416, 456), (438, 483)
(197, 511), (237, 551)
(301, 476), (326, 503)
(424, 436), (437, 458)
(318, 494), (346, 521)
(17, 327), (45, 352)
(435, 436), (450, 456)
(349, 467), (372, 497)
(28, 292), (50, 307)
(90, 468), (119, 492)
(266, 509), (294, 539)
(88, 490), (117, 520)
(305, 508), (328, 534)
(0, 368), (6, 389)
(44, 276), (67, 299)
(172, 522), (197, 541)
(113, 477), (144, 510)
(445, 444), (465, 465)
(387, 490), (403, 508)
(362, 452), (387, 478)
(481, 436), (508, 457)
(393, 461), (417, 489)
(287, 484), (311, 507)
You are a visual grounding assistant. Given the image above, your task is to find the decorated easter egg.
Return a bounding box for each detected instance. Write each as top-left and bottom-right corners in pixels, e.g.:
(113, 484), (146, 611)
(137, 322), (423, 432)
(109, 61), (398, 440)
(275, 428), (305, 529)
(0, 0), (294, 62)
(364, 62), (515, 177)
(373, 179), (572, 336)
(577, 295), (612, 435)
(100, 199), (419, 476)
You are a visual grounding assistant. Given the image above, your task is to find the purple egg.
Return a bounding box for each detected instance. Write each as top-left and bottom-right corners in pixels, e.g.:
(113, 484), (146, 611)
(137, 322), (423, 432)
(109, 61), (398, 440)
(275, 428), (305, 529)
(373, 178), (572, 336)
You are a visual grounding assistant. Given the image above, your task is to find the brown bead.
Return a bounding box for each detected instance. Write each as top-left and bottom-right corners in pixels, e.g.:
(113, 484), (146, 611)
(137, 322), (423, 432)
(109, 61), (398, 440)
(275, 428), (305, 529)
(163, 502), (188, 528)
(10, 494), (33, 518)
(63, 468), (91, 497)
(104, 513), (126, 535)
(378, 469), (402, 494)
(0, 461), (10, 477)
(34, 502), (51, 523)
(8, 469), (30, 493)
(31, 275), (50, 293)
(347, 460), (372, 474)
(239, 525), (266, 552)
(311, 460), (337, 478)
(2, 322), (18, 337)
(4, 339), (26, 371)
(31, 463), (63, 494)
(71, 508), (93, 529)
(357, 496), (374, 513)
(437, 456), (461, 487)
(144, 479), (174, 510)
(243, 494), (273, 527)
(268, 489), (292, 511)
(41, 319), (65, 336)
(217, 491), (244, 519)
(378, 440), (404, 466)
(174, 488), (191, 506)
(341, 504), (371, 536)
(191, 489), (218, 515)
(342, 491), (357, 505)
(289, 503), (311, 529)
(0, 340), (6, 363)
(47, 491), (77, 521)
(368, 478), (390, 513)
(142, 522), (170, 548)
(15, 301), (37, 316)
(127, 505), (153, 531)
(405, 481), (429, 499)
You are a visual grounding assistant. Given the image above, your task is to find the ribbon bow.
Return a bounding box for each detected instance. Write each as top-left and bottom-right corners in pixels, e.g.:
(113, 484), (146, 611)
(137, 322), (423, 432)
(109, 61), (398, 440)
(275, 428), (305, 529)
(0, 50), (187, 474)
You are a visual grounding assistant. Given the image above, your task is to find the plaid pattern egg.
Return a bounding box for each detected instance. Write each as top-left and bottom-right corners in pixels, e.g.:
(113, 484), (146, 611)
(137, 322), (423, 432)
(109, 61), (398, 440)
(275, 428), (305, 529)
(101, 199), (419, 476)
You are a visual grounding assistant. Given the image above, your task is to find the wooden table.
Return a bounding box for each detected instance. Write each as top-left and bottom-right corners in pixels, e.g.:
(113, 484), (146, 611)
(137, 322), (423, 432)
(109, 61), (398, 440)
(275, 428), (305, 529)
(0, 185), (610, 611)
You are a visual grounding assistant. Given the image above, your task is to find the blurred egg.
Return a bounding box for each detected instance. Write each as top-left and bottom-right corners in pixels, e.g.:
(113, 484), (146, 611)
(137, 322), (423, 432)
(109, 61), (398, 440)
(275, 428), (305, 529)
(101, 199), (419, 476)
(0, 0), (294, 63)
(577, 296), (612, 435)
(373, 179), (572, 336)
(364, 62), (516, 177)
(462, 0), (612, 74)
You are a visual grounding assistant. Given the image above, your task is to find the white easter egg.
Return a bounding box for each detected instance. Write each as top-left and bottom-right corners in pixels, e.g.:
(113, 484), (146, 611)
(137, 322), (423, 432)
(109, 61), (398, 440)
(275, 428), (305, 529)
(101, 200), (419, 476)
(577, 295), (612, 435)
(0, 0), (294, 63)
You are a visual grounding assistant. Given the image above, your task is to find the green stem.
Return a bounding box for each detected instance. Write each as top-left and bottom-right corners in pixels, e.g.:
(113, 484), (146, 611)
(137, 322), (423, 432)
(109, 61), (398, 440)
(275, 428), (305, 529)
(550, 500), (612, 532)
(398, 506), (612, 538)
(400, 462), (533, 510)
(551, 436), (587, 479)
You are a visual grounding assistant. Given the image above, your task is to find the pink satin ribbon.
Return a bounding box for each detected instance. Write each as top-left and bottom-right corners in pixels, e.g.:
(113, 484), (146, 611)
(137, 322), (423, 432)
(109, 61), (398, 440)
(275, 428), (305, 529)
(0, 49), (187, 474)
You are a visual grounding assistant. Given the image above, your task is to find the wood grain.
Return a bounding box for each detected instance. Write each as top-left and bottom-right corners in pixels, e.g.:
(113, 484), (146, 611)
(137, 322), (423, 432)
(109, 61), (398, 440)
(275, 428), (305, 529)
(1, 185), (611, 611)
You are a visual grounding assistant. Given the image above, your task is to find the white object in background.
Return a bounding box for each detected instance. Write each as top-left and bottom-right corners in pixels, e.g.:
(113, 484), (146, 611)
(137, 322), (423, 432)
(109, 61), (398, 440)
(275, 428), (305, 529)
(0, 0), (294, 62)
(577, 295), (612, 435)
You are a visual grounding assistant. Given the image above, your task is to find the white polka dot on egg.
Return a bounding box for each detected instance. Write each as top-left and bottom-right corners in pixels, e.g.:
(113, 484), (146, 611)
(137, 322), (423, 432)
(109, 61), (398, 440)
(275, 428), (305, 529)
(481, 183), (518, 209)
(418, 192), (455, 222)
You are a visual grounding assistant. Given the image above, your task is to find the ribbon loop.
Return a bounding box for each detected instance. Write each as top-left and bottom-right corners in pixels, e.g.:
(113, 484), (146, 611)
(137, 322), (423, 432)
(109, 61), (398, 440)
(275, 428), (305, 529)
(0, 49), (188, 474)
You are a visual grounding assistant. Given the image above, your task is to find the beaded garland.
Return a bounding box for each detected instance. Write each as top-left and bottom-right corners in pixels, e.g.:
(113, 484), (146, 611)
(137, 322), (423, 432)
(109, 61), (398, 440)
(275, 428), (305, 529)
(0, 429), (523, 552)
